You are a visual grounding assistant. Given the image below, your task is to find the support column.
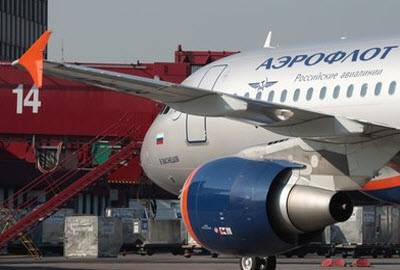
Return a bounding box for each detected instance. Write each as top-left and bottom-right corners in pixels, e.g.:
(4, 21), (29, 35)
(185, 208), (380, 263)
(17, 191), (24, 207)
(0, 188), (4, 204)
(85, 194), (91, 214)
(100, 196), (106, 216)
(7, 188), (14, 210)
(77, 195), (84, 214)
(93, 195), (99, 216)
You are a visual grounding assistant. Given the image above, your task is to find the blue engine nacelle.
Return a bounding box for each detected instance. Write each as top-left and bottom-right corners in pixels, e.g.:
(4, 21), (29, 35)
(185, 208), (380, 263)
(181, 157), (353, 256)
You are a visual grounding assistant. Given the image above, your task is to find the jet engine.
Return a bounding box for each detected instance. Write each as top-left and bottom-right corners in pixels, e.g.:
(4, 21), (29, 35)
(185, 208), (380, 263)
(181, 157), (353, 256)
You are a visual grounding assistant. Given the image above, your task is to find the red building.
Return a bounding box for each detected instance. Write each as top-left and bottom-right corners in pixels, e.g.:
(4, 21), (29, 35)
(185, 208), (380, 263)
(0, 46), (238, 214)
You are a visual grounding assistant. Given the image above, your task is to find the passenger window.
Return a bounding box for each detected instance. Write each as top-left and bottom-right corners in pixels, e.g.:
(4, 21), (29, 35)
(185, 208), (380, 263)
(280, 90), (287, 102)
(293, 89), (300, 102)
(256, 92), (262, 100)
(389, 81), (397, 95)
(360, 83), (368, 97)
(267, 91), (274, 102)
(347, 85), (354, 98)
(374, 82), (382, 96)
(319, 87), (327, 100)
(306, 87), (313, 101)
(333, 85), (340, 99)
(244, 92), (250, 98)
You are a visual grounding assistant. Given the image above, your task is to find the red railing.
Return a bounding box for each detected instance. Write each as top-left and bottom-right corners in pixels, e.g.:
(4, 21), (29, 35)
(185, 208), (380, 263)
(0, 114), (142, 247)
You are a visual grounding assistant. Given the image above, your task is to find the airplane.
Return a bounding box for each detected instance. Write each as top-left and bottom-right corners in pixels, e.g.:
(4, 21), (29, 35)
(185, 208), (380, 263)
(13, 30), (400, 270)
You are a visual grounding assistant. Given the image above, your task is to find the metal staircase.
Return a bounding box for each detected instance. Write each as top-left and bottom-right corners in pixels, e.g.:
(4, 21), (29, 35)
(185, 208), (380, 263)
(0, 208), (42, 259)
(0, 114), (142, 251)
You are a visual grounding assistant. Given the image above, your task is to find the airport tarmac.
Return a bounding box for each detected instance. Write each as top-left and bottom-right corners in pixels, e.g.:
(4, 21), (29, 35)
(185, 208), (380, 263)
(2, 254), (400, 270)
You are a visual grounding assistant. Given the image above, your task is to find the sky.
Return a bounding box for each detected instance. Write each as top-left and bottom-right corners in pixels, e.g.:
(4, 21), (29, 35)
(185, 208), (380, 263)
(48, 0), (400, 63)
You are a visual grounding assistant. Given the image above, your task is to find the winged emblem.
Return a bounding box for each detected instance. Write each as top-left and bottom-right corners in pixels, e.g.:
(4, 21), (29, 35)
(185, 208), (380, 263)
(248, 77), (278, 91)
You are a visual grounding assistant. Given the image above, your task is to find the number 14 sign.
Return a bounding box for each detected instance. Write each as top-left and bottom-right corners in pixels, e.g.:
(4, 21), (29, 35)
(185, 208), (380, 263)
(12, 84), (42, 114)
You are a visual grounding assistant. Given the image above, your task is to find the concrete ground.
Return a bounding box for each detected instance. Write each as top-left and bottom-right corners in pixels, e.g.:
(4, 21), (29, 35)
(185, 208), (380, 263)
(1, 254), (400, 270)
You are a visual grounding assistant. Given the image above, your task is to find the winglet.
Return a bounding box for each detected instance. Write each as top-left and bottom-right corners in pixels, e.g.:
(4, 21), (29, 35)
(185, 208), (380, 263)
(12, 30), (52, 88)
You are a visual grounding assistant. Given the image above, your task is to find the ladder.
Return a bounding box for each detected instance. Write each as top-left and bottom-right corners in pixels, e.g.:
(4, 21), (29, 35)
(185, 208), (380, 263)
(0, 208), (42, 259)
(0, 114), (142, 249)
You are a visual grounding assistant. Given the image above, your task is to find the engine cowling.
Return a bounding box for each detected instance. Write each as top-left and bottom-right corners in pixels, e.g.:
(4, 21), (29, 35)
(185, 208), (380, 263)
(181, 157), (353, 256)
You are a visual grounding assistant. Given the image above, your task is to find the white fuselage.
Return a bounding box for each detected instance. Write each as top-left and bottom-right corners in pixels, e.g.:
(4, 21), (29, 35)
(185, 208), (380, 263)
(141, 38), (400, 195)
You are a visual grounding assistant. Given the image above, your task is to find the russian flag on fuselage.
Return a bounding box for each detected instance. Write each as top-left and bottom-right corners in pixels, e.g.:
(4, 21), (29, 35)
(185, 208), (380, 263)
(156, 132), (164, 145)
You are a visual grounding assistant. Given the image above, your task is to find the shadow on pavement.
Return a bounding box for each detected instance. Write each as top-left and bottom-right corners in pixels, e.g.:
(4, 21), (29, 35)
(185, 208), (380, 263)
(0, 267), (96, 270)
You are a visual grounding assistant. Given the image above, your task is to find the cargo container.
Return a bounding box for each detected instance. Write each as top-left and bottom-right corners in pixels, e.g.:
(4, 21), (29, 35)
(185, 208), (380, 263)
(330, 206), (400, 245)
(32, 208), (74, 246)
(284, 206), (400, 259)
(105, 207), (146, 247)
(64, 216), (122, 258)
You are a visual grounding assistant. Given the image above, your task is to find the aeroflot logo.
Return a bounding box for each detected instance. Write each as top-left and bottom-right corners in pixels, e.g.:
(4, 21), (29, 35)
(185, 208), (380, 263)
(256, 45), (398, 70)
(248, 77), (277, 91)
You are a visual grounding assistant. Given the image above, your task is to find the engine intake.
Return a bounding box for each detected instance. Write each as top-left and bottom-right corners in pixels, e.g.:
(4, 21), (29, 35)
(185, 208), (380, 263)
(181, 157), (353, 256)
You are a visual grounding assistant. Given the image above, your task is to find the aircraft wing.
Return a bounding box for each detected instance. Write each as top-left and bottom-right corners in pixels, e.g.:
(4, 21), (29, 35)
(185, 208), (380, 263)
(13, 31), (399, 143)
(40, 61), (212, 103)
